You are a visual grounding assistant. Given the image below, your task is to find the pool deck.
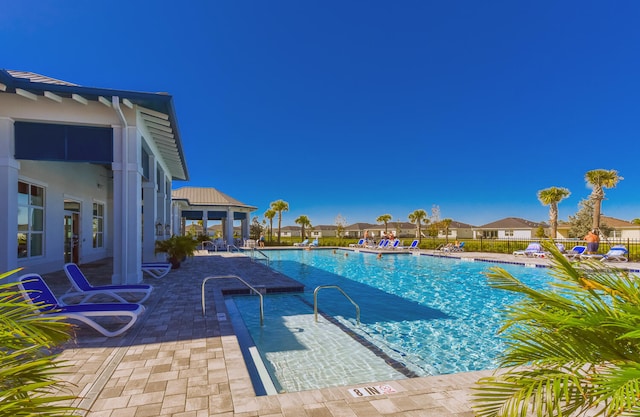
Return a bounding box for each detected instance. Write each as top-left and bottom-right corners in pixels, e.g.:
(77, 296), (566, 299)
(40, 249), (640, 416)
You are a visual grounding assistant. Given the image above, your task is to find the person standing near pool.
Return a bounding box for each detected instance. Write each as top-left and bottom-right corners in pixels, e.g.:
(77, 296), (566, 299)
(584, 229), (600, 254)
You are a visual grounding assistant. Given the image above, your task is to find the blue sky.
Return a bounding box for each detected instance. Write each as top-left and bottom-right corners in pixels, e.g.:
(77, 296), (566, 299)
(3, 1), (639, 226)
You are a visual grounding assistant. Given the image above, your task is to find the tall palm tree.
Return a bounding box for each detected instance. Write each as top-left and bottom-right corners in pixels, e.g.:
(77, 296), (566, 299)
(376, 214), (392, 234)
(264, 209), (276, 243)
(473, 242), (640, 416)
(408, 209), (428, 242)
(294, 215), (312, 241)
(270, 200), (289, 244)
(585, 169), (623, 231)
(0, 269), (80, 416)
(537, 186), (571, 238)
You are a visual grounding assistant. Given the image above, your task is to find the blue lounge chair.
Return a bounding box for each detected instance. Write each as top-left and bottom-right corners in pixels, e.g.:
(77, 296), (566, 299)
(293, 239), (309, 247)
(309, 238), (319, 247)
(408, 240), (420, 251)
(388, 240), (401, 250)
(582, 245), (629, 262)
(61, 263), (153, 304)
(564, 245), (586, 260)
(349, 239), (365, 248)
(513, 243), (543, 257)
(19, 273), (145, 337)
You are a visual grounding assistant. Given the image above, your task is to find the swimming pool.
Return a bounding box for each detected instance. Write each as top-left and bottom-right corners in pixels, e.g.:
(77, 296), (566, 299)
(231, 249), (552, 392)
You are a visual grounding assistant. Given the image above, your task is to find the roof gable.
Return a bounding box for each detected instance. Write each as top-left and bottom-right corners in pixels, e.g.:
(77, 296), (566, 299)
(478, 217), (547, 229)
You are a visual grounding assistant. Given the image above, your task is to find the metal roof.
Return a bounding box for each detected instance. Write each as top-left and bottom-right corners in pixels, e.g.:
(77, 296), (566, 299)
(172, 187), (257, 210)
(0, 69), (188, 181)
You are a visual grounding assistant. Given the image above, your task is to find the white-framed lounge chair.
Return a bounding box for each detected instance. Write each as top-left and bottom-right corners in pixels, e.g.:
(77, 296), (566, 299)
(141, 262), (172, 279)
(408, 240), (420, 251)
(564, 245), (586, 260)
(444, 242), (465, 252)
(349, 239), (365, 248)
(581, 246), (629, 263)
(513, 243), (543, 257)
(309, 238), (319, 247)
(293, 239), (309, 247)
(600, 246), (629, 262)
(387, 240), (401, 250)
(533, 242), (566, 258)
(19, 273), (145, 337)
(61, 263), (153, 304)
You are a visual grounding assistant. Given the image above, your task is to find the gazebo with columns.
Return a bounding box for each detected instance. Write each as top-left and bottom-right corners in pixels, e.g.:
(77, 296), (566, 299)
(171, 186), (256, 246)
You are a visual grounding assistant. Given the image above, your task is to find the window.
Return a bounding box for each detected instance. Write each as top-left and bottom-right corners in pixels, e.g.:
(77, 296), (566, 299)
(93, 202), (104, 248)
(18, 181), (45, 258)
(505, 230), (514, 237)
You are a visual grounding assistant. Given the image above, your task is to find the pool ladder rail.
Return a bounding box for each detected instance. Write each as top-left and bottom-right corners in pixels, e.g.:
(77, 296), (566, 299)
(250, 248), (270, 266)
(201, 275), (264, 326)
(314, 285), (361, 325)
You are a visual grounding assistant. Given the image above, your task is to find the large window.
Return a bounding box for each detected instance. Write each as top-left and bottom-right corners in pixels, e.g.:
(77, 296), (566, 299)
(93, 202), (104, 248)
(18, 181), (44, 258)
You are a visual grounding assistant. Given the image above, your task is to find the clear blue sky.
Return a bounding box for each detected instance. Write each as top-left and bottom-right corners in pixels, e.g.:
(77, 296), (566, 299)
(3, 1), (639, 226)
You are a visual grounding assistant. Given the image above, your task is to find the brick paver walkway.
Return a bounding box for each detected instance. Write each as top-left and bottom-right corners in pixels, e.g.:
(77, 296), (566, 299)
(40, 250), (640, 416)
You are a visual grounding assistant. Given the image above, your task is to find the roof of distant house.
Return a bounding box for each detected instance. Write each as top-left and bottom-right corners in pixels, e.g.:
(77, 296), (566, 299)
(477, 217), (547, 229)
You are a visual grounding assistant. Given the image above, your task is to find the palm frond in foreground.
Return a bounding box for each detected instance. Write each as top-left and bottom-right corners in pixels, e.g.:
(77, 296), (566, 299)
(472, 242), (640, 417)
(0, 269), (80, 417)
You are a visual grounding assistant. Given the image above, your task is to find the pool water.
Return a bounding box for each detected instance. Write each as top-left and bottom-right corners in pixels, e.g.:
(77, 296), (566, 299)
(232, 249), (551, 392)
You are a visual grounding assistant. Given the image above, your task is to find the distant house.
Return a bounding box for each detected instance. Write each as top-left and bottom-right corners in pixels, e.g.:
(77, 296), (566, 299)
(474, 217), (548, 239)
(436, 220), (475, 240)
(280, 225), (300, 238)
(309, 225), (337, 238)
(344, 223), (377, 238)
(557, 216), (640, 240)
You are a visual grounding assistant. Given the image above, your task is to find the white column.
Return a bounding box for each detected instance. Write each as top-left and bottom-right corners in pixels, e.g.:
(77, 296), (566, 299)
(112, 126), (143, 284)
(226, 208), (234, 247)
(0, 118), (19, 277)
(242, 212), (250, 241)
(142, 155), (157, 262)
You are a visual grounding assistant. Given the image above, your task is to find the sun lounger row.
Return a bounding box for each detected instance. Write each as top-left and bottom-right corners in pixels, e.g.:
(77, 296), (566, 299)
(514, 243), (629, 263)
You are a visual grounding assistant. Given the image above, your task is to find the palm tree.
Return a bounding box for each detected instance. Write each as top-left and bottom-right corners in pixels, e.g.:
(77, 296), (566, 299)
(0, 269), (80, 416)
(270, 200), (289, 244)
(376, 214), (392, 234)
(537, 186), (571, 238)
(585, 169), (623, 231)
(408, 209), (428, 242)
(440, 218), (453, 243)
(472, 242), (640, 416)
(264, 209), (276, 243)
(294, 215), (312, 241)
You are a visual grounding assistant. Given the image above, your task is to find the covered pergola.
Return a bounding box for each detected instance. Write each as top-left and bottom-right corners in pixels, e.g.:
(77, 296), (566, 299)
(171, 186), (256, 246)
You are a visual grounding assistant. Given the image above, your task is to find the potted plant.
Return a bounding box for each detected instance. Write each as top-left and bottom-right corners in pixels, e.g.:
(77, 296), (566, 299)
(154, 235), (198, 269)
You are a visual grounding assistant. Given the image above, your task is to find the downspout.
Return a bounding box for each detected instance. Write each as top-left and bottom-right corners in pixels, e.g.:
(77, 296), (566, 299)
(112, 96), (128, 283)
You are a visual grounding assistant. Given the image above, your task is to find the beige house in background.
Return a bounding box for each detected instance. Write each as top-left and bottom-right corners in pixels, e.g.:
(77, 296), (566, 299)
(474, 217), (547, 239)
(556, 215), (640, 240)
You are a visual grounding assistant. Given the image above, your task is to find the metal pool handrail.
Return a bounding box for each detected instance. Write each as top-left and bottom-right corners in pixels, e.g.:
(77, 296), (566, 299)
(313, 285), (360, 325)
(201, 275), (264, 325)
(251, 248), (270, 266)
